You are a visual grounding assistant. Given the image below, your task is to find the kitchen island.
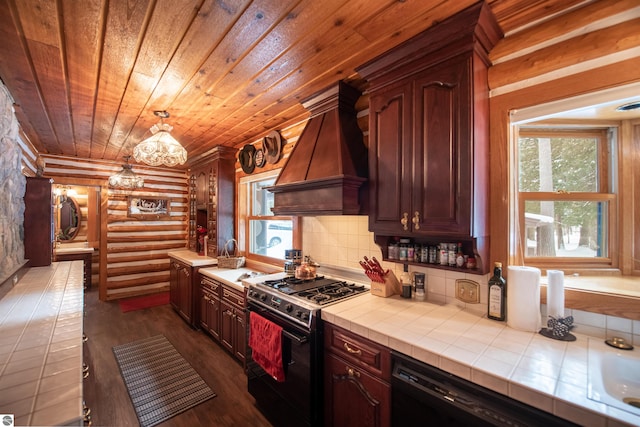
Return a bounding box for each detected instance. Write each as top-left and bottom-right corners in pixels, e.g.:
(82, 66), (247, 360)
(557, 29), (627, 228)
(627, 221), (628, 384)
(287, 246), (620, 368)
(322, 293), (640, 427)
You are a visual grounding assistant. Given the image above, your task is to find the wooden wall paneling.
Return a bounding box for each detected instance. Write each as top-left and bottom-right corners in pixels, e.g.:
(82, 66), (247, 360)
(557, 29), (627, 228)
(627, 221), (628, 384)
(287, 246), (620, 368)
(105, 187), (189, 299)
(63, 0), (103, 159)
(0, 2), (53, 152)
(87, 187), (100, 245)
(100, 184), (109, 301)
(13, 0), (75, 154)
(179, 0), (346, 129)
(40, 154), (189, 301)
(143, 0), (252, 118)
(488, 0), (589, 36)
(90, 0), (148, 158)
(489, 18), (640, 90)
(186, 0), (472, 153)
(489, 0), (640, 63)
(630, 120), (640, 274)
(170, 0), (301, 152)
(101, 0), (203, 160)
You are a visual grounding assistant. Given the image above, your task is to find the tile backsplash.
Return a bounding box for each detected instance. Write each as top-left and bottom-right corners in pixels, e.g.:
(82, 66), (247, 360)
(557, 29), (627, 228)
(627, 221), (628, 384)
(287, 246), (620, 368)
(302, 215), (640, 346)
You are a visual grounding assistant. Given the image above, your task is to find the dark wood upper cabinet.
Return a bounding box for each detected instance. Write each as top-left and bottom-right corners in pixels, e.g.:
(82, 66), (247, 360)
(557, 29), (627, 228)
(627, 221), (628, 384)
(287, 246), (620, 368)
(188, 146), (236, 256)
(357, 2), (502, 275)
(24, 177), (53, 267)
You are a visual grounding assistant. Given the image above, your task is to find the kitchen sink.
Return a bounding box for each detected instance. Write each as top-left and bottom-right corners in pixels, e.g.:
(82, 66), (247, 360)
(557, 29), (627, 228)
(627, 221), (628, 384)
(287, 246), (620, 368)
(588, 337), (640, 416)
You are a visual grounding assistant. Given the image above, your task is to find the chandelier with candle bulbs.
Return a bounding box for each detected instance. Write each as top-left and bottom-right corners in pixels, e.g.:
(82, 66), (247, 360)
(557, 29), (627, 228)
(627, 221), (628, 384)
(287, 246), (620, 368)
(108, 156), (144, 189)
(133, 110), (187, 167)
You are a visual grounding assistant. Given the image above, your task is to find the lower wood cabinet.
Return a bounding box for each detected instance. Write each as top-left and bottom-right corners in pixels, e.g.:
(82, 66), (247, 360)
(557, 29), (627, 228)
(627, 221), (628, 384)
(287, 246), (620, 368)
(169, 257), (217, 328)
(324, 323), (391, 427)
(200, 276), (221, 341)
(220, 285), (247, 364)
(199, 274), (246, 365)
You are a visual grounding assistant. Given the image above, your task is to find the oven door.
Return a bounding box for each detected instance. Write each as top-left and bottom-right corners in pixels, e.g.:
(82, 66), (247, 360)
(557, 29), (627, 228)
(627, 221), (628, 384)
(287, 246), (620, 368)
(246, 301), (323, 427)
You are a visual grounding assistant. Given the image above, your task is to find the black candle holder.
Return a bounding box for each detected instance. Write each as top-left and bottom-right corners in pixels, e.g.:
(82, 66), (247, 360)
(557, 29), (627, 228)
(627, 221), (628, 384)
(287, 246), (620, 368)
(539, 315), (576, 341)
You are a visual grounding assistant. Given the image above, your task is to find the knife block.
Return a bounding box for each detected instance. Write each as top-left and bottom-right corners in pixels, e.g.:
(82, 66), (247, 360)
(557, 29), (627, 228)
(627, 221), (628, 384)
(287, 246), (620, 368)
(370, 271), (400, 298)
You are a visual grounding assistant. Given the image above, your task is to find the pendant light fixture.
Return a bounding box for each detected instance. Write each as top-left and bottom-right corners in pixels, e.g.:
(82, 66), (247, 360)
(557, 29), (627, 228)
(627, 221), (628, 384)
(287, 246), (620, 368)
(108, 156), (144, 189)
(133, 110), (187, 167)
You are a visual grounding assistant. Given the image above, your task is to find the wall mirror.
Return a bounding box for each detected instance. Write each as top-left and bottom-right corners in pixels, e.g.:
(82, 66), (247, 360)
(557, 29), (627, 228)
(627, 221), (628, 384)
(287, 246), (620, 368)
(56, 194), (82, 242)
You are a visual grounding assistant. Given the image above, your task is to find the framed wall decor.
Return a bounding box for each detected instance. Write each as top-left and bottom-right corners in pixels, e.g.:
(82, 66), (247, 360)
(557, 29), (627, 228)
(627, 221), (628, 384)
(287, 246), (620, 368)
(128, 196), (171, 219)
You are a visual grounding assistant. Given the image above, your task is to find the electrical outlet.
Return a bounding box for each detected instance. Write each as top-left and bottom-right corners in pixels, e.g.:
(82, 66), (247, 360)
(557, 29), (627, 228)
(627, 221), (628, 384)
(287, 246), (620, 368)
(455, 279), (480, 304)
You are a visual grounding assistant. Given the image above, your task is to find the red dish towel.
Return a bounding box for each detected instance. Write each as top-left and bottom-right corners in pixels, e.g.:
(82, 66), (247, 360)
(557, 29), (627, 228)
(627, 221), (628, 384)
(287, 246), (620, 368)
(249, 312), (285, 382)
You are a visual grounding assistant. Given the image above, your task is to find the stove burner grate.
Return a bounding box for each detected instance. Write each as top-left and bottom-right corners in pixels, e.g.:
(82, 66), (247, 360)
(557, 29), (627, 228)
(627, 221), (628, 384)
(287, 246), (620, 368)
(257, 277), (367, 305)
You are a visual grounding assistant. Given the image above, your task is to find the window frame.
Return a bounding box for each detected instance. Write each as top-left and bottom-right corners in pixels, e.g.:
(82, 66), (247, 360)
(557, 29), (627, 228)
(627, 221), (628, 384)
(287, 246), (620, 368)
(514, 126), (618, 272)
(238, 169), (301, 266)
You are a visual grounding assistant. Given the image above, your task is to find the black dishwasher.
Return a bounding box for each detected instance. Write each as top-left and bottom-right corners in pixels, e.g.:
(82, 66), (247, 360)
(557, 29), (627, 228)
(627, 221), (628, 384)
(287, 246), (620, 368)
(391, 351), (578, 427)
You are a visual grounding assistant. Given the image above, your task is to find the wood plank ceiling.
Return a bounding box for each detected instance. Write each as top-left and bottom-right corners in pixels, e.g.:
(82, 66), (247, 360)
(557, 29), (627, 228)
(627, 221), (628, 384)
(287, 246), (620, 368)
(0, 0), (596, 167)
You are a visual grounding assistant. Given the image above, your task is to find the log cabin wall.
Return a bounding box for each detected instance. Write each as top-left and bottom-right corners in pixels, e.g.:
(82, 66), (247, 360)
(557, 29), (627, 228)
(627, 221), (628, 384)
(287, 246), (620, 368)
(40, 155), (189, 301)
(6, 2), (638, 312)
(486, 0), (640, 271)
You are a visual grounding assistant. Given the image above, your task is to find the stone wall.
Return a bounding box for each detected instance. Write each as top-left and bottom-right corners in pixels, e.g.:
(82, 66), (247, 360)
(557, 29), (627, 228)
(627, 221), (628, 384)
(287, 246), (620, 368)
(0, 82), (26, 285)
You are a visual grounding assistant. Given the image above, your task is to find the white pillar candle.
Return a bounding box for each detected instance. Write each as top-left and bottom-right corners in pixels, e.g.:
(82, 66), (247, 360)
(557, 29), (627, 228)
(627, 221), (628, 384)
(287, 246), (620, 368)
(546, 270), (565, 319)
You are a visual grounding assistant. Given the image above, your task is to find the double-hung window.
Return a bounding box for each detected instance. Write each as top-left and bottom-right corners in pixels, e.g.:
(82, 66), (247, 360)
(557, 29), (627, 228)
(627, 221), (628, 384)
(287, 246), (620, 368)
(516, 127), (617, 270)
(239, 170), (299, 264)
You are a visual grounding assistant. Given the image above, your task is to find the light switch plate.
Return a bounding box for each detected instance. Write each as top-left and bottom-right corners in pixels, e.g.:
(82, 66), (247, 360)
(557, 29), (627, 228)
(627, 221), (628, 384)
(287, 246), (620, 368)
(455, 279), (480, 304)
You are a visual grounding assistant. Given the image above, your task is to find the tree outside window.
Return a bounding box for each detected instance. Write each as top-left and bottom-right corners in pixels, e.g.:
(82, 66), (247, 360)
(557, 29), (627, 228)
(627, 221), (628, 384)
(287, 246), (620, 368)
(517, 128), (614, 264)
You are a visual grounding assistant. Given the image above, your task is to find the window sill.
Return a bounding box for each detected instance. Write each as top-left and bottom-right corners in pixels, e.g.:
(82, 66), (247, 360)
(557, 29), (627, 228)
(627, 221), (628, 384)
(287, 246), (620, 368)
(540, 275), (640, 320)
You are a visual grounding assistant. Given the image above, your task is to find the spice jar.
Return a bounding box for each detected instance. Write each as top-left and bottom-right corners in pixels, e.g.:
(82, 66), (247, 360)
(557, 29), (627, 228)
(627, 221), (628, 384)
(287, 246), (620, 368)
(399, 238), (410, 261)
(388, 241), (398, 260)
(439, 244), (448, 265)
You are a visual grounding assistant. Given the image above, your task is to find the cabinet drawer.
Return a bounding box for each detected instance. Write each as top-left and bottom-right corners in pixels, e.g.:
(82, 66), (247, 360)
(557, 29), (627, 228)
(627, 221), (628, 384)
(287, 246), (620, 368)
(325, 324), (390, 380)
(201, 286), (219, 301)
(222, 286), (245, 308)
(200, 276), (221, 296)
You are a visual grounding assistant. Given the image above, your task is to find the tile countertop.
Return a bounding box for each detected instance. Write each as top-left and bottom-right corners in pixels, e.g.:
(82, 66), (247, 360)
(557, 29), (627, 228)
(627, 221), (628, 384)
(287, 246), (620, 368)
(167, 249), (218, 267)
(322, 294), (640, 427)
(0, 261), (85, 426)
(200, 267), (274, 292)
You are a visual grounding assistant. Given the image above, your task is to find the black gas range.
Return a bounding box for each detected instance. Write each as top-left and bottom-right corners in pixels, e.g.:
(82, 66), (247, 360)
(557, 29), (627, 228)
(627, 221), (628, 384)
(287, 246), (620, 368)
(246, 275), (368, 329)
(246, 275), (368, 427)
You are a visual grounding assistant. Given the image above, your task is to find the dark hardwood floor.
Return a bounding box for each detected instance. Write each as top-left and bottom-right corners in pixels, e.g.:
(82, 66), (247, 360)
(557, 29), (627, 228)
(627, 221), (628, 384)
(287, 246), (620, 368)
(82, 287), (273, 427)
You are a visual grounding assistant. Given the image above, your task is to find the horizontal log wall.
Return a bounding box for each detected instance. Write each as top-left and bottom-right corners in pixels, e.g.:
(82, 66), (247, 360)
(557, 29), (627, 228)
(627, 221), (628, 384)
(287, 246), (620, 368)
(39, 155), (189, 300)
(487, 1), (640, 317)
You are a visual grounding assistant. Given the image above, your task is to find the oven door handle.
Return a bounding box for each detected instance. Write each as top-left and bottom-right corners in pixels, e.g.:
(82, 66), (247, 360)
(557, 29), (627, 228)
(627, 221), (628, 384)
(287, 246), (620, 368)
(282, 330), (308, 344)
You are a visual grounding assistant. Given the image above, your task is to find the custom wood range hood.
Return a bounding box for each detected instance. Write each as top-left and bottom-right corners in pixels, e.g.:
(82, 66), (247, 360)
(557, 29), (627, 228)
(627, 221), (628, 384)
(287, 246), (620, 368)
(268, 81), (368, 216)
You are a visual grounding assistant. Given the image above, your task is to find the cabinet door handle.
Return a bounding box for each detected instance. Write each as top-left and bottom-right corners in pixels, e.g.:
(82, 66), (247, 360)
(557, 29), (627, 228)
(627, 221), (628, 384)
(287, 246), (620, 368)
(204, 295), (210, 301)
(343, 342), (362, 355)
(347, 367), (361, 378)
(401, 212), (409, 230)
(412, 211), (420, 230)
